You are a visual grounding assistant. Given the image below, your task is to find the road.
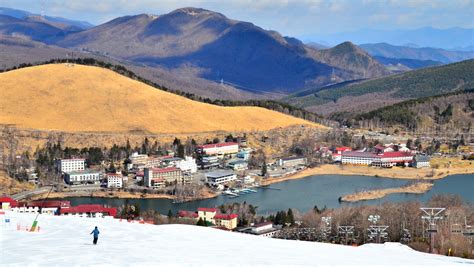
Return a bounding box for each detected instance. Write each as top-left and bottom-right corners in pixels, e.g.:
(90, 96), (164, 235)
(11, 186), (52, 201)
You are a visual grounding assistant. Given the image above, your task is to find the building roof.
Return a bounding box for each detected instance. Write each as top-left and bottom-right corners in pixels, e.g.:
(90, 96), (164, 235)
(414, 155), (431, 162)
(0, 196), (18, 207)
(214, 213), (238, 220)
(60, 158), (86, 161)
(342, 151), (380, 158)
(281, 156), (306, 161)
(197, 142), (238, 149)
(59, 204), (117, 217)
(197, 207), (217, 212)
(228, 160), (248, 165)
(22, 200), (70, 208)
(335, 147), (352, 151)
(205, 170), (235, 178)
(380, 152), (413, 158)
(253, 221), (273, 228)
(66, 170), (101, 175)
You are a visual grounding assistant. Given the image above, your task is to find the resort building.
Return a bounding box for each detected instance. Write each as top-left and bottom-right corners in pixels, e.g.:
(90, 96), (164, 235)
(413, 155), (431, 168)
(64, 170), (101, 185)
(166, 156), (198, 174)
(196, 142), (239, 157)
(238, 222), (281, 238)
(129, 152), (149, 168)
(199, 155), (220, 169)
(205, 170), (237, 186)
(236, 149), (251, 160)
(56, 158), (85, 173)
(341, 151), (414, 167)
(59, 204), (117, 218)
(106, 173), (123, 188)
(227, 160), (248, 171)
(332, 147), (352, 162)
(144, 167), (185, 188)
(178, 207), (238, 230)
(214, 213), (238, 230)
(278, 156), (307, 167)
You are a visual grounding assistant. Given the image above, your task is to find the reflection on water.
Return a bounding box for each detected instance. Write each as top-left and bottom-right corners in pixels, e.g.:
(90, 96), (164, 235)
(62, 174), (473, 215)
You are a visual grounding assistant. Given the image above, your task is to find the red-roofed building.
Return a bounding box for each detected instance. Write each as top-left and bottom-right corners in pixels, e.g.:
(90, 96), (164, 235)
(12, 200), (71, 215)
(179, 208), (238, 230)
(342, 151), (414, 167)
(59, 204), (117, 218)
(0, 196), (18, 210)
(332, 147), (352, 162)
(196, 142), (239, 156)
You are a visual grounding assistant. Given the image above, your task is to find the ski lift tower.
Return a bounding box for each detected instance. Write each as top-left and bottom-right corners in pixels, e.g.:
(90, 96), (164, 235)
(321, 216), (332, 241)
(420, 207), (445, 253)
(338, 225), (354, 245)
(367, 214), (389, 243)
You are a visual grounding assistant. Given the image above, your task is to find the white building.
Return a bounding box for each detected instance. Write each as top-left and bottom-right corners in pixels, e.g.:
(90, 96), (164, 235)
(64, 170), (101, 185)
(56, 158), (85, 173)
(278, 156), (307, 167)
(413, 155), (431, 168)
(238, 222), (280, 238)
(196, 142), (239, 157)
(175, 156), (198, 174)
(227, 160), (248, 171)
(129, 152), (149, 168)
(206, 170), (237, 186)
(106, 173), (123, 188)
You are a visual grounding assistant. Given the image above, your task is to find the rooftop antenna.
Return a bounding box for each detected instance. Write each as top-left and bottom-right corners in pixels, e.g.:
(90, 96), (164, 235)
(420, 207), (445, 253)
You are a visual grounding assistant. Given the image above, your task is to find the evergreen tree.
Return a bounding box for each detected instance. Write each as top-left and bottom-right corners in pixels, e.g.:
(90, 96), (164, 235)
(177, 144), (185, 158)
(197, 218), (204, 226)
(287, 208), (295, 226)
(167, 209), (173, 218)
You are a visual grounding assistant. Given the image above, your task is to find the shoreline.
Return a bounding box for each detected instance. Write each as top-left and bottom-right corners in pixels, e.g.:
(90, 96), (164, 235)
(28, 189), (219, 202)
(261, 164), (474, 186)
(339, 182), (434, 203)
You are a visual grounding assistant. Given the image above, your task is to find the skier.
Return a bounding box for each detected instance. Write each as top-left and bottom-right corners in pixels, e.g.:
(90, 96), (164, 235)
(90, 226), (100, 245)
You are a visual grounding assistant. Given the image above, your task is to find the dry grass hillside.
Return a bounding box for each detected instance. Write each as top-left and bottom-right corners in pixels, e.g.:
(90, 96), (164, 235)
(0, 64), (321, 134)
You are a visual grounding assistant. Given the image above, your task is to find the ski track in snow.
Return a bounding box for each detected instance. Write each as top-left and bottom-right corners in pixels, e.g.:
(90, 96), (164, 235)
(1, 212), (473, 266)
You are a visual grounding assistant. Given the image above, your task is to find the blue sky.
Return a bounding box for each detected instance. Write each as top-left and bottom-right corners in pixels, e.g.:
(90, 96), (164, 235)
(1, 0), (473, 38)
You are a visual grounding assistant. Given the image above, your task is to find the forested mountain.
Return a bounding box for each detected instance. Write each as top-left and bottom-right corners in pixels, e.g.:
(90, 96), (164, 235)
(53, 8), (388, 93)
(283, 60), (474, 115)
(329, 90), (474, 133)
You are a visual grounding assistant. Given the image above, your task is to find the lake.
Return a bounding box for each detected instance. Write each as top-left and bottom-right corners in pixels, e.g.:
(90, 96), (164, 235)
(61, 174), (474, 215)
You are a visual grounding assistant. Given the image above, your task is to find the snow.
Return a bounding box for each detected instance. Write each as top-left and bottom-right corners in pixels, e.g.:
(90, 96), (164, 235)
(1, 212), (473, 266)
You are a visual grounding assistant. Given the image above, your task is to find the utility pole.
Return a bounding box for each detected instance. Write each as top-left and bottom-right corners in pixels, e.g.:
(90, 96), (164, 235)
(420, 207), (445, 254)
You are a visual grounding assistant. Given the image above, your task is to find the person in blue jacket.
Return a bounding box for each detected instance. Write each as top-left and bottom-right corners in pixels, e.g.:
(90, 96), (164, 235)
(90, 226), (100, 245)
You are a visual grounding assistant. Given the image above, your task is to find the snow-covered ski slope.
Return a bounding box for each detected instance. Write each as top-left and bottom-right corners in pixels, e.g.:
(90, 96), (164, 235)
(1, 212), (473, 266)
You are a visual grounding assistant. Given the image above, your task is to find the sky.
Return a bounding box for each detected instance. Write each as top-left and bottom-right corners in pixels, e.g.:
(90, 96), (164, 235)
(0, 0), (473, 40)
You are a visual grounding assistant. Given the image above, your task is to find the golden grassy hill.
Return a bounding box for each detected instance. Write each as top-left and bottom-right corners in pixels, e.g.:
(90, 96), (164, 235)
(0, 64), (321, 134)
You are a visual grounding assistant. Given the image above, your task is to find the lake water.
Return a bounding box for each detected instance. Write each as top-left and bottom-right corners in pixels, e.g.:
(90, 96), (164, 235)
(61, 174), (474, 215)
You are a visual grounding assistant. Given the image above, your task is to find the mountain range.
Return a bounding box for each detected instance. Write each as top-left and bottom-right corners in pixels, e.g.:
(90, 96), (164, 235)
(0, 7), (388, 95)
(360, 43), (474, 64)
(311, 27), (474, 50)
(0, 7), (93, 31)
